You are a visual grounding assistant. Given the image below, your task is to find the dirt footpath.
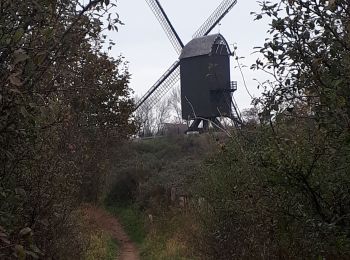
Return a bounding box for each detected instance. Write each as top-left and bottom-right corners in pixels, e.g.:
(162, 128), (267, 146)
(85, 206), (140, 260)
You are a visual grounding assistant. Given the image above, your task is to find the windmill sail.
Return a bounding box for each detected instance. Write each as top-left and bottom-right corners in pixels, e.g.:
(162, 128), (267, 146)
(135, 0), (237, 114)
(145, 0), (184, 54)
(192, 0), (237, 38)
(135, 61), (180, 114)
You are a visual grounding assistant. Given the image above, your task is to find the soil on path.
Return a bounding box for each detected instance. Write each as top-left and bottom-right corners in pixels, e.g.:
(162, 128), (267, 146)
(85, 205), (140, 260)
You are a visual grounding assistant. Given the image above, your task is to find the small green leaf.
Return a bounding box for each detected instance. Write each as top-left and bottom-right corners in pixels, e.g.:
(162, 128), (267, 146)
(26, 250), (39, 259)
(19, 227), (32, 237)
(34, 52), (46, 65)
(9, 87), (22, 94)
(15, 188), (26, 197)
(13, 28), (24, 42)
(14, 245), (26, 260)
(30, 244), (42, 254)
(255, 14), (263, 20)
(9, 75), (23, 87)
(0, 236), (10, 245)
(328, 0), (337, 11)
(13, 49), (29, 64)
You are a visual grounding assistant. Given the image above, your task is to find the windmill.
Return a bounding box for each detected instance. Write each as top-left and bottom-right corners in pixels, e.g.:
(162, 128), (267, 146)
(135, 0), (242, 132)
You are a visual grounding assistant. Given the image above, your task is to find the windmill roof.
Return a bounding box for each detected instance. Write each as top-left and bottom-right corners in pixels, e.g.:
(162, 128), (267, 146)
(179, 34), (230, 59)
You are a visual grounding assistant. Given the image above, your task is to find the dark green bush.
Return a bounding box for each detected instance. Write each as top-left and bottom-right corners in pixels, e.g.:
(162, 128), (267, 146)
(196, 122), (350, 258)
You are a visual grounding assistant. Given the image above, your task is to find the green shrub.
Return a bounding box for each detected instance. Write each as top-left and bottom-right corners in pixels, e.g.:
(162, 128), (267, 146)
(85, 231), (118, 260)
(196, 123), (350, 259)
(106, 204), (146, 245)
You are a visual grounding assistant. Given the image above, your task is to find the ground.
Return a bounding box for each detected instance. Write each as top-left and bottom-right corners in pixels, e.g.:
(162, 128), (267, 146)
(85, 205), (140, 260)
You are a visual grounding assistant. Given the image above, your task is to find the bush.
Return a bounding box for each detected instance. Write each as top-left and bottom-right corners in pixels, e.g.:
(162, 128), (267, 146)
(0, 0), (135, 258)
(106, 204), (146, 245)
(141, 210), (199, 260)
(196, 122), (350, 258)
(85, 231), (118, 260)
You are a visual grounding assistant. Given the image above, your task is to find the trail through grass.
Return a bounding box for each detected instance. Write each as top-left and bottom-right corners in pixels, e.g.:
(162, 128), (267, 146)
(105, 204), (146, 245)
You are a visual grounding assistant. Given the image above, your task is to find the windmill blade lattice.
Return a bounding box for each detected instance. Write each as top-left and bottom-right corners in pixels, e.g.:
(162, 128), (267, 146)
(145, 0), (184, 55)
(135, 0), (238, 115)
(135, 61), (180, 114)
(193, 0), (237, 38)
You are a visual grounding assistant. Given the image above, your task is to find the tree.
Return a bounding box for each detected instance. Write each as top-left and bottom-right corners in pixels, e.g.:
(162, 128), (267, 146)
(0, 0), (135, 258)
(241, 107), (260, 126)
(168, 86), (183, 124)
(252, 3), (350, 240)
(196, 1), (350, 258)
(135, 96), (174, 137)
(252, 0), (350, 127)
(135, 98), (156, 137)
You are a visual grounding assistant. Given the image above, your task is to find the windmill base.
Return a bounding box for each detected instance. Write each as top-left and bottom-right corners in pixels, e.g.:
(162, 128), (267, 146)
(186, 118), (224, 133)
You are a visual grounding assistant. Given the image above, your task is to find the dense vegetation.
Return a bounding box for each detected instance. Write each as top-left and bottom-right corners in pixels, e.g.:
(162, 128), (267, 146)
(105, 135), (221, 259)
(195, 0), (350, 258)
(1, 0), (349, 259)
(105, 0), (350, 259)
(0, 0), (135, 259)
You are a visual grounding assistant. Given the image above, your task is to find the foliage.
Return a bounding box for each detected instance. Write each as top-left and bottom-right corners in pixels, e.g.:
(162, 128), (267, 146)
(136, 87), (184, 137)
(106, 204), (146, 245)
(85, 231), (118, 260)
(196, 0), (350, 258)
(106, 201), (197, 260)
(252, 0), (350, 126)
(106, 135), (217, 211)
(141, 210), (198, 260)
(197, 123), (350, 258)
(0, 0), (135, 258)
(104, 135), (217, 259)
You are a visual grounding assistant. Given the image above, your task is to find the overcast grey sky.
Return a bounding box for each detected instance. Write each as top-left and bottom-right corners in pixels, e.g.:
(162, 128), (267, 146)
(109, 0), (273, 110)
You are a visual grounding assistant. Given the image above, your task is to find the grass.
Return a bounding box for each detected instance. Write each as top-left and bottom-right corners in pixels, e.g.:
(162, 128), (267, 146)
(106, 237), (119, 260)
(104, 134), (206, 259)
(141, 211), (198, 260)
(105, 204), (146, 245)
(104, 202), (198, 260)
(105, 204), (193, 259)
(85, 231), (119, 260)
